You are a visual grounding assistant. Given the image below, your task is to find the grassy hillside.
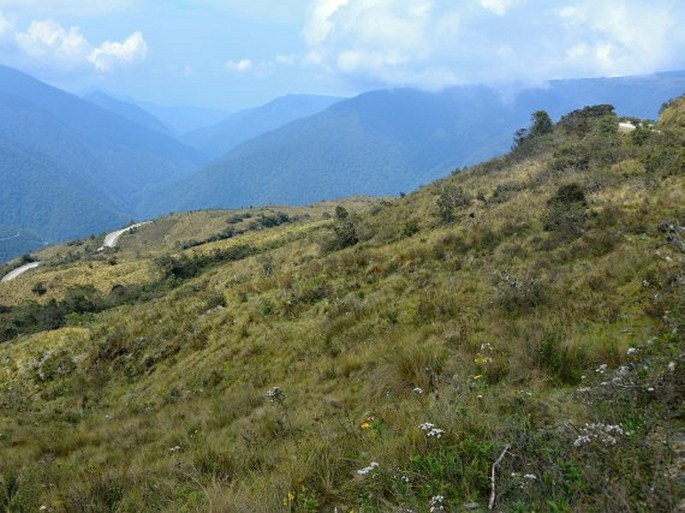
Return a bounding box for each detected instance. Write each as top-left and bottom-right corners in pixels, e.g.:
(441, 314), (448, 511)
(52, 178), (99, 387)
(0, 99), (682, 512)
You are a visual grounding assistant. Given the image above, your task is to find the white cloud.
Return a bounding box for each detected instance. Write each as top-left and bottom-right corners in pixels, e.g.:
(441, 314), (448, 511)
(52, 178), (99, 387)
(88, 31), (147, 71)
(10, 18), (147, 74)
(303, 0), (685, 89)
(15, 18), (88, 60)
(226, 58), (253, 73)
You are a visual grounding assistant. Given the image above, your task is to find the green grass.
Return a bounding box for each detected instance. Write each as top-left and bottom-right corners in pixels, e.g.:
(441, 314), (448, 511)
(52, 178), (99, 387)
(0, 99), (683, 512)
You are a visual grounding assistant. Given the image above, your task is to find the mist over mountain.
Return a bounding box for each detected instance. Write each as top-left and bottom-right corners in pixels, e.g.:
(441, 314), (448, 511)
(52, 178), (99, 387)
(181, 94), (345, 157)
(151, 71), (685, 213)
(129, 100), (230, 135)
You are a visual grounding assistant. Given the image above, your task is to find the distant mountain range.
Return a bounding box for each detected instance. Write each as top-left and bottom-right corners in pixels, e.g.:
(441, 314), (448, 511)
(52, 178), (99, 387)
(181, 94), (344, 158)
(82, 90), (176, 137)
(149, 70), (685, 213)
(1, 63), (683, 263)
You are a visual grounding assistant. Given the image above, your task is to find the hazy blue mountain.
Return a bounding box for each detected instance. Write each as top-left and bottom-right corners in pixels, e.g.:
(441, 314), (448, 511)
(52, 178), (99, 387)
(82, 89), (175, 137)
(0, 224), (45, 263)
(0, 65), (206, 214)
(152, 71), (685, 213)
(132, 100), (229, 135)
(0, 136), (129, 261)
(182, 94), (345, 157)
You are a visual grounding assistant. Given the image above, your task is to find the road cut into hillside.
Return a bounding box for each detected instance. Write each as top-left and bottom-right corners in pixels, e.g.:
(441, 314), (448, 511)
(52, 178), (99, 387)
(98, 221), (152, 251)
(1, 262), (41, 282)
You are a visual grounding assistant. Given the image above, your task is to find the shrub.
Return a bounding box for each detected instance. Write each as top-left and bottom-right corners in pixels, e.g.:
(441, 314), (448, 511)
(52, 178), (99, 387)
(543, 183), (587, 239)
(437, 185), (472, 223)
(495, 270), (546, 313)
(321, 206), (360, 251)
(31, 282), (47, 296)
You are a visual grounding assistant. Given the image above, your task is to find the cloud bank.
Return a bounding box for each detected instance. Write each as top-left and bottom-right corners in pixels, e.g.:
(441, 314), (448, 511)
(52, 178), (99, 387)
(2, 15), (147, 75)
(302, 0), (685, 89)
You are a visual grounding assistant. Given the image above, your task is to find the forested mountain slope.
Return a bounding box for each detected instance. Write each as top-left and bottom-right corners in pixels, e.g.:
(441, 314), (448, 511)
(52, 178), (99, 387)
(154, 71), (685, 214)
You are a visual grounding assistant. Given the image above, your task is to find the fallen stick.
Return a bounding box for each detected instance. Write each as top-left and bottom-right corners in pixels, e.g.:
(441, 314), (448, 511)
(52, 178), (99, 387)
(488, 444), (510, 510)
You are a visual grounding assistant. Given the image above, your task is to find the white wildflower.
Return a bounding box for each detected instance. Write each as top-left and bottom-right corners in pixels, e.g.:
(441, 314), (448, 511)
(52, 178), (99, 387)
(412, 387), (424, 395)
(265, 386), (284, 402)
(668, 361), (676, 372)
(168, 445), (181, 453)
(523, 473), (537, 480)
(429, 494), (445, 512)
(419, 422), (445, 438)
(627, 347), (639, 356)
(573, 422), (624, 447)
(356, 461), (379, 476)
(595, 364), (608, 374)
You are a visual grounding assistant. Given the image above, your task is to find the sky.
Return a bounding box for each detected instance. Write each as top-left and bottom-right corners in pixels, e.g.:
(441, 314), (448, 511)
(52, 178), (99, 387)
(0, 0), (683, 111)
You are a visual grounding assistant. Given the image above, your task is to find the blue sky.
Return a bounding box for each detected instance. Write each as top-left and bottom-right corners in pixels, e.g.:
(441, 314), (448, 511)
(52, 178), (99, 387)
(0, 0), (683, 111)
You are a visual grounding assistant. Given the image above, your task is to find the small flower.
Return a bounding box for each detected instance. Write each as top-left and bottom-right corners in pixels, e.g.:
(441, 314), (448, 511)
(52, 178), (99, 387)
(523, 473), (537, 480)
(282, 491), (296, 506)
(266, 386), (284, 402)
(429, 494), (445, 512)
(419, 422), (445, 438)
(626, 347), (640, 356)
(573, 422), (624, 447)
(360, 421), (371, 430)
(474, 353), (491, 365)
(356, 461), (379, 476)
(168, 445), (181, 453)
(412, 387), (424, 395)
(473, 374), (483, 380)
(668, 361), (676, 372)
(595, 364), (608, 374)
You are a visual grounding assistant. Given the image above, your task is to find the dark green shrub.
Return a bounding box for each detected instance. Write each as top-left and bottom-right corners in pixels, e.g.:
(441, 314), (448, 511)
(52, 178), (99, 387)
(437, 185), (472, 223)
(543, 183), (587, 239)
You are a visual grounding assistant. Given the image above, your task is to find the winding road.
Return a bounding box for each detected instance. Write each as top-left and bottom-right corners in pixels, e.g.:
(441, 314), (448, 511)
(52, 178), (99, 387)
(1, 221), (151, 282)
(97, 221), (152, 251)
(1, 262), (41, 282)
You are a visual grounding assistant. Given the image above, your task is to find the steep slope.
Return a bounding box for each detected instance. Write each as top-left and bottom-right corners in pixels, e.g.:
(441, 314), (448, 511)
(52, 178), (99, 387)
(82, 90), (175, 137)
(155, 71), (685, 214)
(0, 99), (682, 512)
(0, 137), (129, 248)
(0, 65), (206, 214)
(0, 225), (45, 263)
(181, 94), (344, 157)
